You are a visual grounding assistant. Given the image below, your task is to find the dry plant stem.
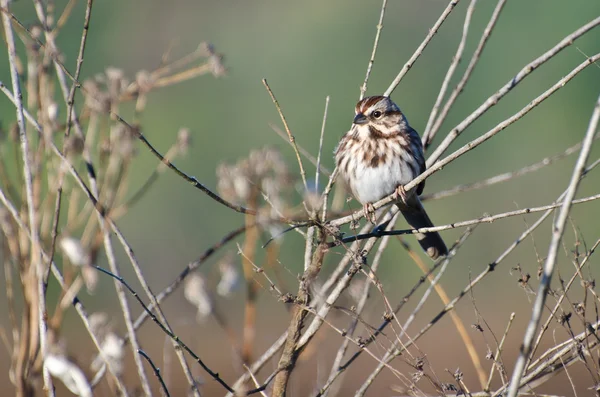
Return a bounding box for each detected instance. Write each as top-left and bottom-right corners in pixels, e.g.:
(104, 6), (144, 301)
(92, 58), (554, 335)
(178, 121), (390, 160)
(317, 217), (373, 299)
(424, 0), (507, 147)
(244, 366), (269, 397)
(506, 93), (600, 397)
(271, 124), (331, 177)
(317, 214), (399, 397)
(131, 124), (257, 215)
(97, 221), (154, 396)
(45, 0), (92, 286)
(0, 2), (52, 395)
(330, 52), (600, 227)
(0, 84), (185, 395)
(241, 193), (260, 364)
(354, 232), (472, 397)
(129, 224), (246, 335)
(335, 192), (600, 245)
(230, 213), (447, 395)
(262, 79), (309, 192)
(320, 168), (338, 221)
(0, 188), (129, 395)
(9, 70), (200, 397)
(384, 0), (460, 97)
(272, 238), (328, 396)
(110, 215), (201, 396)
(422, 132), (599, 202)
(315, 96), (330, 192)
(95, 267), (237, 394)
(529, 308), (600, 378)
(27, 7), (145, 392)
(4, 10), (244, 218)
(295, 213), (396, 361)
(422, 0), (477, 142)
(402, 231), (487, 389)
(55, 0), (77, 31)
(359, 0), (388, 100)
(64, 0), (92, 138)
(226, 333), (288, 397)
(354, 181), (579, 394)
(139, 350), (171, 397)
(427, 17), (600, 165)
(496, 320), (600, 396)
(485, 312), (515, 391)
(528, 237), (600, 371)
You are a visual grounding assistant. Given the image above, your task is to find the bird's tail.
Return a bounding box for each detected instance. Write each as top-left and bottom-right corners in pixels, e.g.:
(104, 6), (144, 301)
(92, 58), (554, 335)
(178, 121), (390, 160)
(397, 197), (448, 260)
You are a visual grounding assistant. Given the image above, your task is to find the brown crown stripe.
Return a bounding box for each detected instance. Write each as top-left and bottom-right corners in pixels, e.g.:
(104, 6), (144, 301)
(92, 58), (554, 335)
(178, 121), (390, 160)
(356, 96), (387, 113)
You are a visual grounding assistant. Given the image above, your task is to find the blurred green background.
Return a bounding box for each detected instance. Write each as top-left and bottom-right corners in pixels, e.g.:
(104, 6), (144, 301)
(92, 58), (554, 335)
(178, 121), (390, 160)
(1, 0), (600, 395)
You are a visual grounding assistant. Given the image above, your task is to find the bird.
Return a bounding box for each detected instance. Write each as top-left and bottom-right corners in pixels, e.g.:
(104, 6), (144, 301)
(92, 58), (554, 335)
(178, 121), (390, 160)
(334, 95), (447, 259)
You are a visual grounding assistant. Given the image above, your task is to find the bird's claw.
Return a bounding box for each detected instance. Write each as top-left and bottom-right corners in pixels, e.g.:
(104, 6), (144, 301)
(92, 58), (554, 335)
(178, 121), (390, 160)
(363, 203), (377, 224)
(392, 185), (408, 205)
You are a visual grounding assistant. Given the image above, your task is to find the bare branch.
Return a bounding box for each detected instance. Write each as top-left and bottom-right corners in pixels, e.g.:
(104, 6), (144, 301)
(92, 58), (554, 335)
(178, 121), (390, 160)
(506, 92), (600, 397)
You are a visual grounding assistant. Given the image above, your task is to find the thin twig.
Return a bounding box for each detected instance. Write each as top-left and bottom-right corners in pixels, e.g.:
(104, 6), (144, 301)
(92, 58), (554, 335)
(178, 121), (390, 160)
(139, 350), (171, 397)
(315, 96), (330, 193)
(427, 17), (600, 165)
(421, 132), (600, 202)
(384, 0), (460, 97)
(329, 52), (600, 227)
(0, 2), (52, 394)
(317, 213), (400, 397)
(354, 230), (473, 396)
(129, 224), (247, 335)
(496, 320), (600, 396)
(272, 238), (328, 396)
(424, 0), (507, 148)
(334, 192), (600, 245)
(262, 78), (309, 193)
(422, 0), (478, 144)
(95, 266), (236, 394)
(352, 159), (600, 393)
(360, 0), (388, 100)
(0, 186), (129, 395)
(401, 228), (488, 389)
(271, 124), (331, 177)
(506, 93), (600, 397)
(528, 237), (600, 371)
(485, 312), (515, 391)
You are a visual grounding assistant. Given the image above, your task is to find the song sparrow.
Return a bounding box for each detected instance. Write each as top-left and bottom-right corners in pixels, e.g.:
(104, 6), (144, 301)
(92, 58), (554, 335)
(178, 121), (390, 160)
(335, 96), (447, 259)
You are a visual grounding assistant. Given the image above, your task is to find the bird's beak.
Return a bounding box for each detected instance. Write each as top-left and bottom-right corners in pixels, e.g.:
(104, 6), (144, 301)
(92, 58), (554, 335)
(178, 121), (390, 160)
(353, 113), (368, 125)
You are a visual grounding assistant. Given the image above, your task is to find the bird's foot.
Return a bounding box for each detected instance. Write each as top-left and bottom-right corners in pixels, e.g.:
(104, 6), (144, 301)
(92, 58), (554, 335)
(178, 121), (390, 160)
(392, 184), (408, 205)
(363, 203), (377, 224)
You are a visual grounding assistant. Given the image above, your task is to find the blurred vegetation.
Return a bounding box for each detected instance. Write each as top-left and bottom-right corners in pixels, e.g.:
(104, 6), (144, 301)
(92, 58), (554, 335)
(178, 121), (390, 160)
(0, 1), (599, 393)
(0, 0), (598, 291)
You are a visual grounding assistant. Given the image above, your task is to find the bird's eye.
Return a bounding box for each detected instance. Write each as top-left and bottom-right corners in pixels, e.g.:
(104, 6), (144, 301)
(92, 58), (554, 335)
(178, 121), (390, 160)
(372, 110), (383, 119)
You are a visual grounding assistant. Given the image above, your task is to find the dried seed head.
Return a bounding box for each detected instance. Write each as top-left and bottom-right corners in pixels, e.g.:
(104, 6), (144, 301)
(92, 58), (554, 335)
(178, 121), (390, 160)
(110, 123), (137, 159)
(81, 264), (98, 293)
(347, 278), (366, 304)
(30, 25), (43, 39)
(177, 127), (192, 155)
(184, 274), (213, 320)
(89, 312), (110, 338)
(47, 102), (59, 123)
(45, 353), (92, 397)
(217, 164), (248, 203)
(91, 332), (124, 377)
(135, 70), (154, 94)
(201, 42), (227, 77)
(217, 258), (239, 297)
(64, 135), (85, 157)
(60, 237), (90, 267)
(105, 67), (129, 100)
(83, 79), (111, 114)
